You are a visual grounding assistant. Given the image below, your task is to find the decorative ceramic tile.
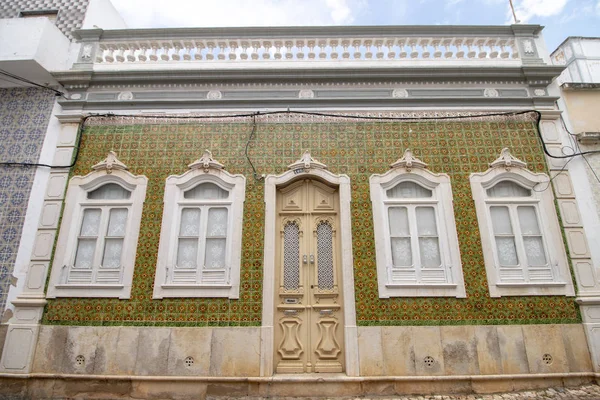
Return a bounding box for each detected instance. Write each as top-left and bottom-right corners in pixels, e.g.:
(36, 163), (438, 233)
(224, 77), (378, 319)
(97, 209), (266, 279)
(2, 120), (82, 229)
(43, 115), (581, 327)
(0, 0), (89, 40)
(0, 88), (56, 311)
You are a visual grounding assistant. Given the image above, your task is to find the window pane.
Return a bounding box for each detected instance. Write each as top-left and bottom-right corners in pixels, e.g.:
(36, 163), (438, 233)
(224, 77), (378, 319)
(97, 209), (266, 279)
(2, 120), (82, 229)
(176, 238), (198, 269)
(102, 238), (123, 268)
(518, 206), (541, 235)
(317, 222), (334, 290)
(107, 208), (128, 237)
(495, 237), (518, 266)
(204, 238), (226, 268)
(523, 237), (547, 266)
(419, 237), (441, 268)
(184, 182), (228, 200)
(80, 209), (101, 237)
(74, 239), (96, 269)
(179, 208), (201, 236)
(391, 237), (412, 266)
(490, 206), (513, 234)
(388, 207), (409, 236)
(387, 181), (432, 198)
(283, 222), (300, 290)
(416, 207), (437, 236)
(207, 207), (228, 237)
(487, 181), (531, 197)
(87, 183), (131, 200)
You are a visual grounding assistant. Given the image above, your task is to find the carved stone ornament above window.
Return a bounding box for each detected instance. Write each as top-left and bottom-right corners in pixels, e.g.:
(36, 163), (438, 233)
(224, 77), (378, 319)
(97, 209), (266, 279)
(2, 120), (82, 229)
(288, 150), (327, 171)
(390, 149), (428, 171)
(392, 89), (408, 98)
(489, 148), (527, 170)
(188, 149), (225, 172)
(91, 151), (129, 174)
(298, 89), (315, 99)
(484, 88), (499, 98)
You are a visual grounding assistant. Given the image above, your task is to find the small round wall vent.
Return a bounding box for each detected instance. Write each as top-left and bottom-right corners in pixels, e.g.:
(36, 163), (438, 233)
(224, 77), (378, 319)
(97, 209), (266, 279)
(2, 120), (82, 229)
(542, 354), (553, 365)
(423, 356), (435, 368)
(185, 356), (194, 368)
(75, 355), (85, 366)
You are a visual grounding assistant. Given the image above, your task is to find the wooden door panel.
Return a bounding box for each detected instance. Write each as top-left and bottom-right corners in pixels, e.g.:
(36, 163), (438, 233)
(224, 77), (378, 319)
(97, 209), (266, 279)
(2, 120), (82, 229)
(274, 179), (344, 373)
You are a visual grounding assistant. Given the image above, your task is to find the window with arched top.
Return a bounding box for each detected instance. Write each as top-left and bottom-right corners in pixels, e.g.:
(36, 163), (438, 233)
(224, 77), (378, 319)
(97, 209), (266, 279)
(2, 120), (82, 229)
(47, 153), (148, 299)
(370, 150), (466, 298)
(470, 149), (575, 297)
(153, 152), (245, 299)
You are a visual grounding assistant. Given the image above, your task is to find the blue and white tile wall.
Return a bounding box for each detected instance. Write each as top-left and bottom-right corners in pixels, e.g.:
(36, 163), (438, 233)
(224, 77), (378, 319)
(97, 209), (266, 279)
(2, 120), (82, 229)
(0, 88), (55, 311)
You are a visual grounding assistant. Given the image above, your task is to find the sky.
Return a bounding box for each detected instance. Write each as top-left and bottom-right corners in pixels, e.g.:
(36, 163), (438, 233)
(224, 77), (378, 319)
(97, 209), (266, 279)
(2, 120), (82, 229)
(109, 0), (599, 52)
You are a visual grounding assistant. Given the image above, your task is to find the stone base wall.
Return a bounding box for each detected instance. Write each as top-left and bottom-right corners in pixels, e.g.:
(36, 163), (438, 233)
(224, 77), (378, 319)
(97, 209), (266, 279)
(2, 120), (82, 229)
(28, 323), (592, 379)
(32, 326), (261, 377)
(357, 324), (592, 376)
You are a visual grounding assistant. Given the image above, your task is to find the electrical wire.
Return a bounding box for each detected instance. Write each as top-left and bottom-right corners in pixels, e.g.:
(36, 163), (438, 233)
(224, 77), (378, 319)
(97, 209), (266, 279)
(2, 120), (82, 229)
(0, 69), (66, 98)
(244, 113), (263, 181)
(0, 115), (88, 169)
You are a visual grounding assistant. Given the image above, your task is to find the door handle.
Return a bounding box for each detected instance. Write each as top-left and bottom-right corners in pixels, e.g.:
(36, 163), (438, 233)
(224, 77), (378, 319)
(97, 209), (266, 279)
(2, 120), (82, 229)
(310, 254), (315, 264)
(303, 254), (308, 264)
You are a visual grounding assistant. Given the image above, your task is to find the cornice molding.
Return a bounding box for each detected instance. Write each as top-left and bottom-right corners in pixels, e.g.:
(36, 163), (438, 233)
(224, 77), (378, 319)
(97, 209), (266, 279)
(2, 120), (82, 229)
(53, 65), (563, 87)
(73, 24), (542, 41)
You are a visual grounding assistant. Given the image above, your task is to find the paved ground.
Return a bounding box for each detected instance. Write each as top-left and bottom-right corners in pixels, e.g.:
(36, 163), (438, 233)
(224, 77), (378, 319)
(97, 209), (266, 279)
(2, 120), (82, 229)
(341, 384), (600, 400)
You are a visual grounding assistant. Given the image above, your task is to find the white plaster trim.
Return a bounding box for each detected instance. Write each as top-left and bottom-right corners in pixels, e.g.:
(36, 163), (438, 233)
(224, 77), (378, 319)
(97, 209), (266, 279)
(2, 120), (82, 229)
(261, 167), (359, 377)
(370, 166), (466, 298)
(551, 103), (600, 294)
(152, 165), (245, 299)
(47, 166), (148, 299)
(5, 101), (62, 313)
(470, 165), (575, 298)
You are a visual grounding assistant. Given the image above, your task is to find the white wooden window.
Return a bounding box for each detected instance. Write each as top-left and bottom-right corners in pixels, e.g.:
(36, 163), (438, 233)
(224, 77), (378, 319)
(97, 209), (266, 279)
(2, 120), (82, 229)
(470, 148), (575, 297)
(153, 151), (245, 299)
(370, 150), (466, 298)
(47, 153), (147, 299)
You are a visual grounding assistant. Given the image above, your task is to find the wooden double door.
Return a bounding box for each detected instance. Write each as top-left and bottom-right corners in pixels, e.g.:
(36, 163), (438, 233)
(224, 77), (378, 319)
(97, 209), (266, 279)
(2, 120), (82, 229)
(274, 179), (345, 373)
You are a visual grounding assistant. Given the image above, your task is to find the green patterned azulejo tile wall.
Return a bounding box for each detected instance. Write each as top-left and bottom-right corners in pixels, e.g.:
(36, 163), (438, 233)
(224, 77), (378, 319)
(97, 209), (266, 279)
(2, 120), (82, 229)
(42, 113), (581, 327)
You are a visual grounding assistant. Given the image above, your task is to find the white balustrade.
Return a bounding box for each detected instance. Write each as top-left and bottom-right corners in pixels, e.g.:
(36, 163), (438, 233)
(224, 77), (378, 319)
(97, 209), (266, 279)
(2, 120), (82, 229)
(92, 36), (520, 64)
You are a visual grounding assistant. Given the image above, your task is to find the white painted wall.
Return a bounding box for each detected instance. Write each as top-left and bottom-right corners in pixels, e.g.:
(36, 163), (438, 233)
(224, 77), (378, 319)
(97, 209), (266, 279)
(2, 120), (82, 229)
(81, 0), (127, 30)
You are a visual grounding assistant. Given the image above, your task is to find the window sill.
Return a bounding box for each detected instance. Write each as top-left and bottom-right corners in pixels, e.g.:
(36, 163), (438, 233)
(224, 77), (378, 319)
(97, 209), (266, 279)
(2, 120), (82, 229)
(496, 282), (567, 287)
(47, 284), (129, 299)
(386, 283), (458, 288)
(161, 283), (232, 289)
(55, 284), (125, 289)
(154, 283), (238, 299)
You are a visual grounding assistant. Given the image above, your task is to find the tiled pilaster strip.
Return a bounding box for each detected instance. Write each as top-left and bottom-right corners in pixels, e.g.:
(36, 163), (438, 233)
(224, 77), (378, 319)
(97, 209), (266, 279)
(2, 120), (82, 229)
(540, 112), (600, 371)
(0, 119), (79, 373)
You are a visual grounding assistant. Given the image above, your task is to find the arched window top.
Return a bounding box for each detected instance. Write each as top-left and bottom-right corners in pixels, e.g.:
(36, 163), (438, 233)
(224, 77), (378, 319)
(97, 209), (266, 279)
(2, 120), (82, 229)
(184, 182), (229, 200)
(386, 181), (432, 199)
(87, 183), (131, 200)
(487, 180), (532, 198)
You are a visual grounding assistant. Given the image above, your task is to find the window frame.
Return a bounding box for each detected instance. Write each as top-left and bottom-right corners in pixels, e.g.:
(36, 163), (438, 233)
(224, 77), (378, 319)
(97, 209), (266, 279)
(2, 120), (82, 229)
(47, 160), (148, 299)
(153, 155), (245, 299)
(470, 150), (575, 297)
(370, 152), (466, 298)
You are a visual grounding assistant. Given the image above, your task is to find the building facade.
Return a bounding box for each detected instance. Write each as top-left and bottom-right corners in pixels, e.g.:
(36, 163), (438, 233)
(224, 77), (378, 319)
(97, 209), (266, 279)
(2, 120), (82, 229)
(1, 19), (600, 399)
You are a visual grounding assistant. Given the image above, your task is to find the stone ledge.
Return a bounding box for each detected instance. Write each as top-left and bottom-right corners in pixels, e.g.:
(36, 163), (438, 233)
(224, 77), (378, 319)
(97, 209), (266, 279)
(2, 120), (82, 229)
(0, 372), (597, 399)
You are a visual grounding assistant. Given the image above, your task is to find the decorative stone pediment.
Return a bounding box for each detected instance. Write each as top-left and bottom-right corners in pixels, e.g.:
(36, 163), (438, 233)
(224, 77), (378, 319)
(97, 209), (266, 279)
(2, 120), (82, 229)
(188, 150), (225, 172)
(92, 151), (128, 174)
(390, 149), (428, 171)
(489, 148), (527, 170)
(288, 150), (327, 171)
